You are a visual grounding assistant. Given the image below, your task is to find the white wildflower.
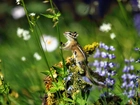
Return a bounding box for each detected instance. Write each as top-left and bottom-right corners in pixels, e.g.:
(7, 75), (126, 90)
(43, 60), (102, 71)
(40, 35), (58, 52)
(21, 56), (26, 61)
(17, 27), (24, 38)
(33, 52), (42, 61)
(29, 13), (36, 17)
(16, 0), (21, 5)
(22, 30), (31, 40)
(17, 28), (31, 41)
(11, 6), (25, 19)
(110, 33), (116, 39)
(99, 23), (111, 32)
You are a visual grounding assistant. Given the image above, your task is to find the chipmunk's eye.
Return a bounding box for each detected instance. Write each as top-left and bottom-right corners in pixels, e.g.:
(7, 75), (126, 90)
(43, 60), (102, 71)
(69, 32), (72, 35)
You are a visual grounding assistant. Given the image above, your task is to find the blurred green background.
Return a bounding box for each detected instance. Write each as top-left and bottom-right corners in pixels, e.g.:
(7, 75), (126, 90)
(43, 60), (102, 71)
(0, 0), (140, 104)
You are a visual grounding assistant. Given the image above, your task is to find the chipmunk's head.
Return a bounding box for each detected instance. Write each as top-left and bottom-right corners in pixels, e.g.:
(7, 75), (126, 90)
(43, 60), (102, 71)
(64, 31), (78, 40)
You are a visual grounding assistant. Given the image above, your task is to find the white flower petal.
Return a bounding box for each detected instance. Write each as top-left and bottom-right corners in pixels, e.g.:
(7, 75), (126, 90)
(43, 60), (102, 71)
(41, 35), (58, 52)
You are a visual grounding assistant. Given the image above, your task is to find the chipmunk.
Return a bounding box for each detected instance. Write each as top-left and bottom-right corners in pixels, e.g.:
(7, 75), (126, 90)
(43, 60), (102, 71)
(61, 31), (105, 86)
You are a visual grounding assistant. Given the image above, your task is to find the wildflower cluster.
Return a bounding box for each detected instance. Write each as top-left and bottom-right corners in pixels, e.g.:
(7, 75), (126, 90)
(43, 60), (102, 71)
(121, 58), (139, 98)
(17, 27), (31, 41)
(89, 42), (116, 89)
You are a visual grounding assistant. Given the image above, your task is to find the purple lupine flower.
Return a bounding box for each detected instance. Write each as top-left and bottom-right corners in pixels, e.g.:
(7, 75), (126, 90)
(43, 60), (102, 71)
(108, 62), (116, 68)
(104, 45), (109, 50)
(121, 74), (127, 81)
(134, 47), (140, 51)
(128, 90), (136, 98)
(95, 67), (102, 73)
(101, 52), (108, 58)
(99, 42), (106, 48)
(128, 81), (135, 88)
(94, 49), (101, 58)
(89, 42), (117, 89)
(125, 58), (134, 63)
(121, 58), (139, 98)
(100, 70), (107, 76)
(121, 81), (127, 88)
(100, 61), (107, 68)
(109, 46), (115, 51)
(93, 60), (100, 67)
(105, 77), (115, 86)
(123, 59), (134, 72)
(107, 70), (116, 76)
(108, 53), (116, 59)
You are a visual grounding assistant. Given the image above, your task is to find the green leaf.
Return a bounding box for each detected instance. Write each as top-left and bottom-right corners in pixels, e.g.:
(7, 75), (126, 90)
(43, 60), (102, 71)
(88, 87), (100, 103)
(49, 87), (58, 93)
(63, 97), (74, 103)
(56, 12), (61, 17)
(41, 71), (50, 75)
(42, 14), (54, 19)
(52, 66), (62, 71)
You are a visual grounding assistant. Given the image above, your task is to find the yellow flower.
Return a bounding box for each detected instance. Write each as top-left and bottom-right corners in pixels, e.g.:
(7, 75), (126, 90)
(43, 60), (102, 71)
(83, 42), (99, 55)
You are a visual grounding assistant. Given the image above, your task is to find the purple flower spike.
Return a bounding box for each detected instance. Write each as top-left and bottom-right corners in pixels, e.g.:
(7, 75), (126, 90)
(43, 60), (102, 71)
(121, 57), (139, 98)
(90, 42), (117, 89)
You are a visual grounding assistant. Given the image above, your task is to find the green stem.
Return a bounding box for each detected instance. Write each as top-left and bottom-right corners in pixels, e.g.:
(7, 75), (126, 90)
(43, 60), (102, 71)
(49, 0), (54, 11)
(35, 23), (63, 99)
(117, 0), (128, 26)
(35, 23), (52, 77)
(21, 0), (33, 31)
(56, 25), (66, 74)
